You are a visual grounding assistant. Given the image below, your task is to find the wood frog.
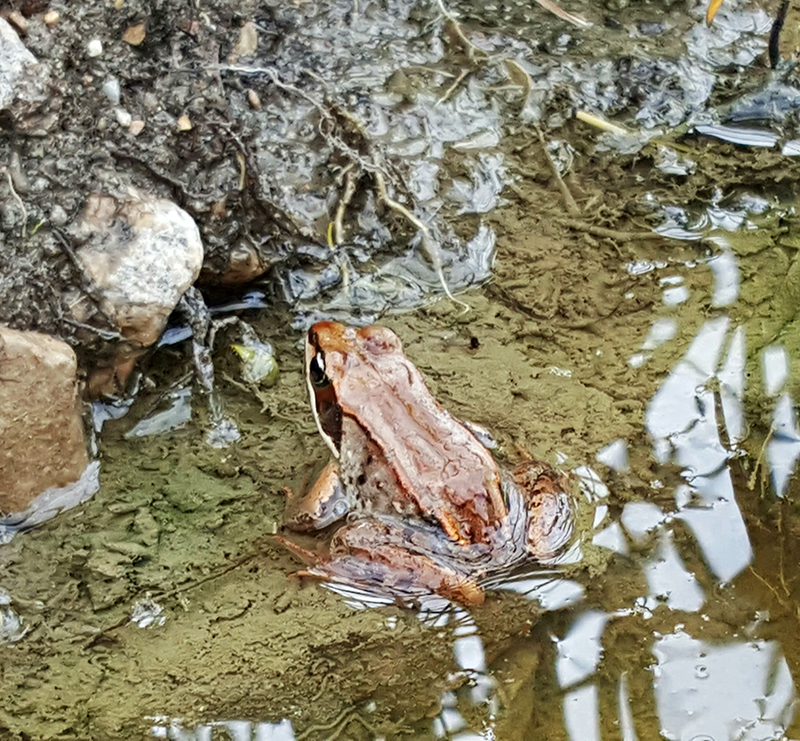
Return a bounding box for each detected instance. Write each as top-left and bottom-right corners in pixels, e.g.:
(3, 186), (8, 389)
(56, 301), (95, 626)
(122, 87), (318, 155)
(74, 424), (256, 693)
(279, 322), (573, 605)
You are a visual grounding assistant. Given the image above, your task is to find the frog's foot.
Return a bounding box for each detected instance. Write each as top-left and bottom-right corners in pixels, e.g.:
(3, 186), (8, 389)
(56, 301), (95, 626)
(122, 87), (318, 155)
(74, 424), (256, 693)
(274, 534), (330, 565)
(512, 459), (573, 561)
(299, 519), (485, 606)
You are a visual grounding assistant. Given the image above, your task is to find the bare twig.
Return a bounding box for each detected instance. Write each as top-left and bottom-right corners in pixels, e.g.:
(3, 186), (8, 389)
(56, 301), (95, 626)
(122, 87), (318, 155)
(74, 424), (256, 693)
(576, 110), (628, 136)
(503, 59), (533, 97)
(53, 229), (127, 340)
(206, 119), (315, 240)
(434, 0), (488, 61)
(62, 318), (125, 342)
(533, 0), (591, 29)
(109, 149), (206, 200)
(203, 64), (470, 311)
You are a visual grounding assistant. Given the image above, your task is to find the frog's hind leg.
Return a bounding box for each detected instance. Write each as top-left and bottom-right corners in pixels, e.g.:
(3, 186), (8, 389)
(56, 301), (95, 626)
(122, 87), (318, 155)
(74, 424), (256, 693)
(511, 460), (573, 561)
(297, 519), (485, 606)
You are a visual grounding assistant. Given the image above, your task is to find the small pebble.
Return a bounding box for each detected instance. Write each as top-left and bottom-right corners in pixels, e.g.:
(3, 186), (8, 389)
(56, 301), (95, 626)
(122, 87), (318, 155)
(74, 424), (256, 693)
(129, 119), (145, 136)
(102, 77), (121, 105)
(115, 108), (132, 127)
(43, 10), (60, 25)
(50, 204), (68, 226)
(8, 10), (29, 34)
(247, 88), (261, 109)
(637, 20), (665, 35)
(87, 39), (103, 57)
(123, 23), (146, 46)
(113, 0), (124, 8)
(176, 114), (192, 131)
(233, 20), (258, 58)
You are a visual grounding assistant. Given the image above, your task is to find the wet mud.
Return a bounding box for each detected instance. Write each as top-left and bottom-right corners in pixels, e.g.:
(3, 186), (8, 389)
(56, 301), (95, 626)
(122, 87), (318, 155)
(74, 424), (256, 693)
(4, 1), (800, 740)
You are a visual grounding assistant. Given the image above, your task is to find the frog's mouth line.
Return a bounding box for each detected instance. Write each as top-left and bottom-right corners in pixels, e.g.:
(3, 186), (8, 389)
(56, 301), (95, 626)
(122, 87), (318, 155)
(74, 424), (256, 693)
(305, 337), (342, 457)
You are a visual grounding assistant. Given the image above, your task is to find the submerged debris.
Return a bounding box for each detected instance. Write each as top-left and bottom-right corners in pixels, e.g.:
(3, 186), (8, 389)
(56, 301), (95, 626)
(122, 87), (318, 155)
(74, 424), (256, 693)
(231, 324), (279, 387)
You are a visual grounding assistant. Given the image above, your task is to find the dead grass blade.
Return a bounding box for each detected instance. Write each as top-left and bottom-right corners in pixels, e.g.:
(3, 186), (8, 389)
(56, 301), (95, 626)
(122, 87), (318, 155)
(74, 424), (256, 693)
(533, 0), (591, 29)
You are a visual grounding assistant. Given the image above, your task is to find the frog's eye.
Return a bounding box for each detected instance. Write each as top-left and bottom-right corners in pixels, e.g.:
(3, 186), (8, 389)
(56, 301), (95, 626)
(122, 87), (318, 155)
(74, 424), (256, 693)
(309, 352), (330, 388)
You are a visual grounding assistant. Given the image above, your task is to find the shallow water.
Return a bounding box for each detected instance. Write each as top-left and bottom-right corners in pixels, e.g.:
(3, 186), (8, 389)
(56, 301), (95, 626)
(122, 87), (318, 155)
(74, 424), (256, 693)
(5, 1), (800, 739)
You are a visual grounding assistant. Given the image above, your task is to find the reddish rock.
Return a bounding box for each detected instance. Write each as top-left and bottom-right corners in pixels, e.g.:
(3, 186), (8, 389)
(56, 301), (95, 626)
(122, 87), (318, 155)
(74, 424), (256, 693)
(0, 326), (88, 513)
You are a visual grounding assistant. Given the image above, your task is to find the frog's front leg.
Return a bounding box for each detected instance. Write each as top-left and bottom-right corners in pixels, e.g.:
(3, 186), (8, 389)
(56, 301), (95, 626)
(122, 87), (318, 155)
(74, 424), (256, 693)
(283, 460), (350, 532)
(290, 518), (485, 606)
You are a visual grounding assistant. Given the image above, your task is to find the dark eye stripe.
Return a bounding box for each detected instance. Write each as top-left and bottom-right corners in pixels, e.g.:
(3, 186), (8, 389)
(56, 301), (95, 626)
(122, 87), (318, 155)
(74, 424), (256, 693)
(309, 352), (330, 388)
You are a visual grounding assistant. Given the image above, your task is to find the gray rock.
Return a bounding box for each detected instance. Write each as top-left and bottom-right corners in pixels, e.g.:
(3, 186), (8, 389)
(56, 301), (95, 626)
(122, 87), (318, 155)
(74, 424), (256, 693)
(0, 17), (37, 110)
(0, 327), (89, 513)
(71, 188), (204, 347)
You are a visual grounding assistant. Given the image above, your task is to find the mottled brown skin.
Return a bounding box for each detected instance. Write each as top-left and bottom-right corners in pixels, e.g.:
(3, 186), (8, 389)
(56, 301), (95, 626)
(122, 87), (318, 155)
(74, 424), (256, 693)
(280, 322), (573, 605)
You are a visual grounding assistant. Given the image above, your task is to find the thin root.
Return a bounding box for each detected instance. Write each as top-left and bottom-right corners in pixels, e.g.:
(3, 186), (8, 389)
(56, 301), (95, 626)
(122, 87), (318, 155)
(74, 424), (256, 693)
(435, 0), (488, 62)
(537, 128), (581, 218)
(236, 151), (247, 190)
(559, 218), (664, 242)
(374, 171), (469, 312)
(330, 166), (358, 293)
(333, 166), (357, 245)
(296, 707), (364, 741)
(4, 168), (27, 238)
(437, 68), (471, 104)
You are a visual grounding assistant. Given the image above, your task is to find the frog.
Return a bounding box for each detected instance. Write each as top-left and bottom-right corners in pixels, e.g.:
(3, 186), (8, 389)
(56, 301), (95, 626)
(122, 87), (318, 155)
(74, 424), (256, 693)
(278, 321), (573, 605)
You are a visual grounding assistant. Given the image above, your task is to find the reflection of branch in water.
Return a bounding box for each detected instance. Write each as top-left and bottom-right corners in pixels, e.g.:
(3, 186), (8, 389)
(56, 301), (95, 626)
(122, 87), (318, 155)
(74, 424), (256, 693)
(748, 564), (789, 607)
(295, 706), (376, 741)
(748, 422), (775, 491)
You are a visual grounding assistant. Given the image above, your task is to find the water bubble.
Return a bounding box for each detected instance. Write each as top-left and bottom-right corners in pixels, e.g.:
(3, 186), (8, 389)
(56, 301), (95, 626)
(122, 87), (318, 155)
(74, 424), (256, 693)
(694, 664), (709, 679)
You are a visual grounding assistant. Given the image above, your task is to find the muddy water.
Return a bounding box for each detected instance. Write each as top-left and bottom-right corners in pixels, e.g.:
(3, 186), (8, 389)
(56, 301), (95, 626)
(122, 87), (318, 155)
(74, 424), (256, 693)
(5, 3), (800, 740)
(4, 147), (800, 739)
